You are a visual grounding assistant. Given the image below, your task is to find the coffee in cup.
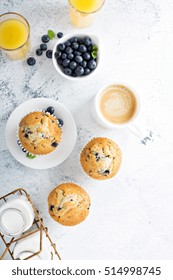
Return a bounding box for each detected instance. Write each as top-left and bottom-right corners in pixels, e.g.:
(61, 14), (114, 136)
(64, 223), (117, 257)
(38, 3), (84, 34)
(99, 84), (137, 124)
(91, 83), (140, 135)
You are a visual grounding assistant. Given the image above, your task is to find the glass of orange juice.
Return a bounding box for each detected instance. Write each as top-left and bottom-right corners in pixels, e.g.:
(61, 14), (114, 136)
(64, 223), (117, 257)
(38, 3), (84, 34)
(68, 0), (105, 28)
(0, 12), (30, 60)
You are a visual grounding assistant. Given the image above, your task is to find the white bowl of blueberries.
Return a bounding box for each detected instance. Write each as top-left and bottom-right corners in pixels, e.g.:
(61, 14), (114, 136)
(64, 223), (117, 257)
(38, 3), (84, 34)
(52, 33), (100, 80)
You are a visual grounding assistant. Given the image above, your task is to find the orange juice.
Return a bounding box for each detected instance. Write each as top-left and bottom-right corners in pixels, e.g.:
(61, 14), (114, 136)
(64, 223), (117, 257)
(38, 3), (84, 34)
(0, 13), (30, 60)
(70, 0), (104, 13)
(69, 0), (105, 28)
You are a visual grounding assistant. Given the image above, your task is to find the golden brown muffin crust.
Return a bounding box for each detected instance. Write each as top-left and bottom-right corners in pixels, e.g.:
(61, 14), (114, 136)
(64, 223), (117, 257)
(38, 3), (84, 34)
(18, 111), (62, 155)
(80, 137), (122, 180)
(48, 183), (90, 226)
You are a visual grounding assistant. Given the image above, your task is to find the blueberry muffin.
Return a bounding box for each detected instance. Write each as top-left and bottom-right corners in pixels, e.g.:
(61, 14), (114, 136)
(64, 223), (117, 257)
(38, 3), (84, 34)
(80, 137), (122, 180)
(48, 183), (91, 226)
(18, 111), (62, 155)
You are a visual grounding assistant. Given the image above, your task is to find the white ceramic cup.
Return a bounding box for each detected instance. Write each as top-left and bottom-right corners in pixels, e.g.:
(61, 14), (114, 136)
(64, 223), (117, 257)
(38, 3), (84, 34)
(91, 83), (141, 138)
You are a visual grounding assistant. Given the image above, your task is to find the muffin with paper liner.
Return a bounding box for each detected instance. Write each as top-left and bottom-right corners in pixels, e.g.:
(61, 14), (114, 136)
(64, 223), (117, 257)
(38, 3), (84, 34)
(18, 111), (62, 156)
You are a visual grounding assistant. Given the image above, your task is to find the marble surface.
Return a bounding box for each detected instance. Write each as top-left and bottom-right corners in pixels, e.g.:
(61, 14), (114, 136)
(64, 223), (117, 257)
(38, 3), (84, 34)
(1, 0), (173, 260)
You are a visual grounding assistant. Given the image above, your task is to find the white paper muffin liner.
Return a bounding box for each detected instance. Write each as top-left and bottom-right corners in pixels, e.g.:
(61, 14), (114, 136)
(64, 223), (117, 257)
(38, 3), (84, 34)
(16, 110), (62, 157)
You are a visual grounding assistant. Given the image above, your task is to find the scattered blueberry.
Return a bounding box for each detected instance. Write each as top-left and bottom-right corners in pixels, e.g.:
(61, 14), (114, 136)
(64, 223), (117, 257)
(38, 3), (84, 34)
(27, 57), (36, 66)
(40, 43), (47, 51)
(69, 61), (77, 70)
(83, 52), (90, 60)
(58, 43), (65, 51)
(64, 68), (72, 76)
(17, 140), (20, 145)
(72, 42), (79, 50)
(55, 51), (61, 59)
(57, 32), (63, 38)
(36, 48), (43, 56)
(65, 47), (73, 54)
(63, 59), (70, 67)
(79, 44), (87, 53)
(46, 50), (53, 58)
(45, 106), (55, 115)
(58, 119), (64, 127)
(75, 55), (83, 63)
(88, 59), (97, 70)
(42, 35), (50, 43)
(75, 66), (84, 76)
(51, 142), (58, 147)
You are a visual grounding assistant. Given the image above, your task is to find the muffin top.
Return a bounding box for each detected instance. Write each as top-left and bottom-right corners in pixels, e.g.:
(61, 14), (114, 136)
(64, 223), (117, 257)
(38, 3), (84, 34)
(80, 137), (122, 180)
(18, 111), (62, 155)
(48, 183), (91, 226)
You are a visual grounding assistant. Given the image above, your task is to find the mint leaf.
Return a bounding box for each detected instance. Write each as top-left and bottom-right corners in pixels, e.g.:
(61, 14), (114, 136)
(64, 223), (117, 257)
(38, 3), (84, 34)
(92, 45), (98, 52)
(48, 30), (55, 40)
(91, 50), (97, 59)
(26, 152), (36, 159)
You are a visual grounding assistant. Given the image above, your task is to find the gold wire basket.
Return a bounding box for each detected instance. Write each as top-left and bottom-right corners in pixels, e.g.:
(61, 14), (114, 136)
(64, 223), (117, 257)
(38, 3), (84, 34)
(0, 188), (61, 260)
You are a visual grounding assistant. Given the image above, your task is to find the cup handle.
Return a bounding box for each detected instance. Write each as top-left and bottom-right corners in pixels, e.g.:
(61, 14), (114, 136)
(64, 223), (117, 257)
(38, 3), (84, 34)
(127, 124), (142, 138)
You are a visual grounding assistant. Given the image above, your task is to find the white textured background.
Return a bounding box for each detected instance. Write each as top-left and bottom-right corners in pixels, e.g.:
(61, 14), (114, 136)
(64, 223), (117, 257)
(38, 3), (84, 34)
(1, 0), (173, 260)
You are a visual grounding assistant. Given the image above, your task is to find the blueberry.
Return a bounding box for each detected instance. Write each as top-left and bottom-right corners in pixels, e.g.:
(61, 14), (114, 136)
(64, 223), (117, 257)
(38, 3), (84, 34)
(67, 53), (74, 60)
(17, 140), (20, 146)
(58, 119), (64, 127)
(50, 205), (54, 211)
(81, 60), (87, 68)
(69, 61), (77, 70)
(46, 50), (53, 58)
(83, 52), (90, 60)
(27, 57), (36, 66)
(75, 66), (84, 76)
(70, 37), (78, 43)
(65, 40), (71, 47)
(87, 45), (93, 51)
(84, 68), (91, 75)
(65, 47), (73, 54)
(57, 58), (63, 65)
(79, 44), (87, 53)
(45, 106), (55, 115)
(104, 170), (110, 174)
(74, 51), (81, 56)
(75, 55), (83, 63)
(36, 49), (43, 56)
(72, 42), (79, 50)
(57, 32), (63, 38)
(40, 43), (47, 51)
(25, 133), (28, 138)
(64, 68), (72, 76)
(84, 37), (92, 46)
(63, 59), (70, 67)
(51, 142), (58, 147)
(41, 35), (50, 43)
(61, 53), (67, 60)
(55, 51), (61, 59)
(88, 59), (97, 70)
(58, 43), (65, 51)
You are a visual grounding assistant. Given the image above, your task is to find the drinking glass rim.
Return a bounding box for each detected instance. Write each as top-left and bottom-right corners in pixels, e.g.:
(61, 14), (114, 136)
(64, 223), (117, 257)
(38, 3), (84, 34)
(0, 207), (26, 236)
(68, 0), (105, 15)
(0, 12), (30, 51)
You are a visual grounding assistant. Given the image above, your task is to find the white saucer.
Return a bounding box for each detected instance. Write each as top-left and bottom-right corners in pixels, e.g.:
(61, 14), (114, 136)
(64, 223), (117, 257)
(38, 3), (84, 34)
(5, 98), (77, 169)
